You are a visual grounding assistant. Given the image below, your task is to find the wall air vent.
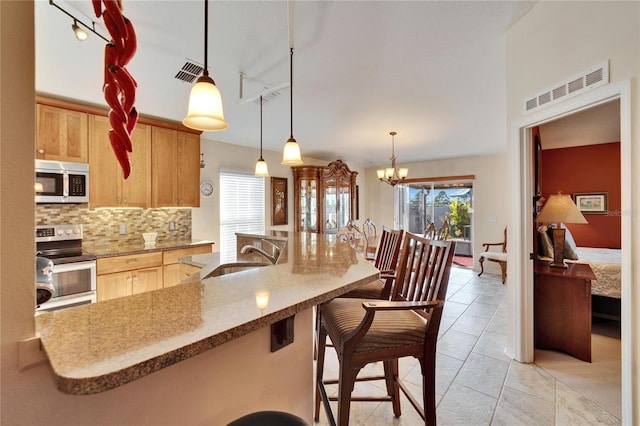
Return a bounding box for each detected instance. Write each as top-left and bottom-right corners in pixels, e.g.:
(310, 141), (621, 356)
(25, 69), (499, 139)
(175, 61), (204, 83)
(524, 61), (609, 113)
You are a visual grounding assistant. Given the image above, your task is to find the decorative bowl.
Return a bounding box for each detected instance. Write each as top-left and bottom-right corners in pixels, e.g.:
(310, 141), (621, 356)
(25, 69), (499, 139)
(142, 232), (158, 243)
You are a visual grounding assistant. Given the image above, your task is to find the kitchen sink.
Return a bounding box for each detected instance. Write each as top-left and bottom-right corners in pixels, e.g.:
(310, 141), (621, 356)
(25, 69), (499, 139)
(202, 262), (270, 279)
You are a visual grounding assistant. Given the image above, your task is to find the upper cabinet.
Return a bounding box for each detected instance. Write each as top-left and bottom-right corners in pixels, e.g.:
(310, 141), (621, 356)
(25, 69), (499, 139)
(88, 115), (152, 208)
(36, 104), (88, 163)
(292, 160), (357, 233)
(36, 97), (201, 209)
(151, 128), (200, 208)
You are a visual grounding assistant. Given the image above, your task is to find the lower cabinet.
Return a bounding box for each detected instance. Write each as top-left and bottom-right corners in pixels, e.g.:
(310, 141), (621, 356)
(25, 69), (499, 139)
(97, 252), (163, 302)
(97, 246), (213, 301)
(97, 267), (163, 301)
(163, 245), (212, 288)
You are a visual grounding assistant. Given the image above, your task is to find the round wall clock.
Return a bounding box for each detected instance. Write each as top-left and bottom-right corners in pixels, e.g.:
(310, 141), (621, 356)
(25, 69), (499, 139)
(200, 181), (214, 197)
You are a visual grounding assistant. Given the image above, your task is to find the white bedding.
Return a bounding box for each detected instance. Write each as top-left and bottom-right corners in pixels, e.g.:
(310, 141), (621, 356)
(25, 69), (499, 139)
(568, 247), (621, 299)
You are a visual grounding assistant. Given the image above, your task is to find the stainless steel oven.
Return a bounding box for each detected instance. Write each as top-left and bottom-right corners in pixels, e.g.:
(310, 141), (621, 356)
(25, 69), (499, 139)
(36, 224), (96, 313)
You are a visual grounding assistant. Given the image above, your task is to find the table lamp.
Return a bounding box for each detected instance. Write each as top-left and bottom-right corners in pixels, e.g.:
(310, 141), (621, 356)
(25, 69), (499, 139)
(536, 192), (588, 268)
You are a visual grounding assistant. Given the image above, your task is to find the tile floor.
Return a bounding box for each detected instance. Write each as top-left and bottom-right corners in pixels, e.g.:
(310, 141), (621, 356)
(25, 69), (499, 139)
(315, 266), (622, 425)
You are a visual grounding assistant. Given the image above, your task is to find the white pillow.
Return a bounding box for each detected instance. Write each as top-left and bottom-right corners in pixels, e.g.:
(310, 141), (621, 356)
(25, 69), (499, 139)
(561, 223), (579, 260)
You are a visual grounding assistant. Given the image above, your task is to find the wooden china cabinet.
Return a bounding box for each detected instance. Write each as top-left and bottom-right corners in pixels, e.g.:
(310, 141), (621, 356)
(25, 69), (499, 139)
(292, 159), (357, 233)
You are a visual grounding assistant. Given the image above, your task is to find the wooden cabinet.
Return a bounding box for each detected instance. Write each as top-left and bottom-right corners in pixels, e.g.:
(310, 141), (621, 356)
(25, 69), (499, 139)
(36, 96), (202, 207)
(162, 245), (212, 288)
(152, 128), (201, 208)
(36, 104), (88, 162)
(88, 115), (152, 208)
(292, 160), (357, 233)
(534, 262), (596, 362)
(97, 252), (163, 301)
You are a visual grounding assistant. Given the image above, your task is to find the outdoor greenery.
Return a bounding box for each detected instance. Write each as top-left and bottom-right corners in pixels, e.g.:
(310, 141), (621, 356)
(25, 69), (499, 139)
(447, 199), (471, 237)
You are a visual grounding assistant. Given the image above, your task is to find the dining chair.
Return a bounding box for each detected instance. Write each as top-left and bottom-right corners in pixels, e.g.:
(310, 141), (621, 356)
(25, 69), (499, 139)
(362, 218), (377, 258)
(423, 222), (436, 239)
(435, 221), (449, 241)
(315, 233), (456, 426)
(478, 227), (507, 284)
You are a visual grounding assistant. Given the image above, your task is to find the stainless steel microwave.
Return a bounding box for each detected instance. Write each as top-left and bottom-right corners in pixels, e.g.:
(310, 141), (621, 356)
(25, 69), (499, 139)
(35, 160), (89, 203)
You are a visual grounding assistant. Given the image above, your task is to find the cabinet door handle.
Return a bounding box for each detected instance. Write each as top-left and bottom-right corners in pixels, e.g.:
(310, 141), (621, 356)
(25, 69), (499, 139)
(127, 259), (138, 264)
(38, 149), (45, 154)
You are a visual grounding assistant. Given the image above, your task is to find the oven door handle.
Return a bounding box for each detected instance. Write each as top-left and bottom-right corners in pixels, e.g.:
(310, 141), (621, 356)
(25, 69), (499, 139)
(50, 261), (96, 273)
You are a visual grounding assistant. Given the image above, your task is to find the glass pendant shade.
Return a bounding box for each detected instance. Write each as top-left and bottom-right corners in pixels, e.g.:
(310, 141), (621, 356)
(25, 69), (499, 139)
(254, 159), (269, 177)
(183, 75), (228, 131)
(282, 137), (303, 165)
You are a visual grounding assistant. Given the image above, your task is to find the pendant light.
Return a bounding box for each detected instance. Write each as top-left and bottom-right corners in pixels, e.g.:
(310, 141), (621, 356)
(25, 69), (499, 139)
(281, 47), (303, 165)
(281, 2), (303, 165)
(254, 96), (269, 176)
(183, 0), (228, 131)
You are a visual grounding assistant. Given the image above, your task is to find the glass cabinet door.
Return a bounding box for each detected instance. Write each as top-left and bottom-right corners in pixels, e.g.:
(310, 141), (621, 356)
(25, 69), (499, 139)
(337, 180), (351, 230)
(300, 178), (317, 231)
(324, 178), (337, 231)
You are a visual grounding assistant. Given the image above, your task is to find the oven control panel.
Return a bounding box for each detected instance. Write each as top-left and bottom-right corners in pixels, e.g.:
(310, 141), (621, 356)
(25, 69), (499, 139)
(36, 224), (83, 242)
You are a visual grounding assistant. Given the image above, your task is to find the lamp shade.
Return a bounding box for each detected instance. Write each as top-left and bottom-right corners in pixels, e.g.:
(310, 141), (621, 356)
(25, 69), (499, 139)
(281, 138), (303, 165)
(536, 193), (588, 224)
(183, 75), (228, 131)
(254, 159), (269, 177)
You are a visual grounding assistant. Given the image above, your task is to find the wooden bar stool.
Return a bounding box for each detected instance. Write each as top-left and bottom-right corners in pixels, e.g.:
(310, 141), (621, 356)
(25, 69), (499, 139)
(315, 233), (456, 425)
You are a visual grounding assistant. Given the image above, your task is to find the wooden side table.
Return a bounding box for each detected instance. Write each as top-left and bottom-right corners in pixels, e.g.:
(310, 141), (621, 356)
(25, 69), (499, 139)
(534, 261), (596, 362)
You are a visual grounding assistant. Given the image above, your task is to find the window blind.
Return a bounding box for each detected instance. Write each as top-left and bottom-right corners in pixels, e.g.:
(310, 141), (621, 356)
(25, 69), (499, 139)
(219, 172), (265, 263)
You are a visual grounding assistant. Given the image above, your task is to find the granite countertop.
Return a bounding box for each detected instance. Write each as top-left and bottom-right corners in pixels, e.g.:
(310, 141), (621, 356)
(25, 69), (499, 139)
(36, 232), (378, 395)
(84, 239), (215, 258)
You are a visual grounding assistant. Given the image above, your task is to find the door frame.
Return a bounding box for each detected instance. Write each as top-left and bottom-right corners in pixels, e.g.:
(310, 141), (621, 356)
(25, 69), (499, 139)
(507, 79), (633, 421)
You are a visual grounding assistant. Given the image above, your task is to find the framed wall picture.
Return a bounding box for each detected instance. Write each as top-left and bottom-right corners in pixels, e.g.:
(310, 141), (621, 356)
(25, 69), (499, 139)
(573, 192), (608, 214)
(271, 177), (288, 225)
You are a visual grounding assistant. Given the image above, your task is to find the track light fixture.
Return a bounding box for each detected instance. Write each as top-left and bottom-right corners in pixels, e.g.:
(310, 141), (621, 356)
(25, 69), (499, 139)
(72, 19), (88, 41)
(49, 0), (109, 43)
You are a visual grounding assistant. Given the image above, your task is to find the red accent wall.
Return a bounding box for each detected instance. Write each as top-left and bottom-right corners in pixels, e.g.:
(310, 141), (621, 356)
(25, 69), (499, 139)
(540, 142), (621, 248)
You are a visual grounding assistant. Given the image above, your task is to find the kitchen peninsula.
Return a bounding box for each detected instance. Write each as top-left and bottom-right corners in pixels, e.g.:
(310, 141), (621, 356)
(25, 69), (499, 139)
(35, 231), (378, 424)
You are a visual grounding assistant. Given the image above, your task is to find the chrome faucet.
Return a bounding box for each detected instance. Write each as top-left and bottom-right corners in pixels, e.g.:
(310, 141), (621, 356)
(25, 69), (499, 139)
(240, 240), (280, 265)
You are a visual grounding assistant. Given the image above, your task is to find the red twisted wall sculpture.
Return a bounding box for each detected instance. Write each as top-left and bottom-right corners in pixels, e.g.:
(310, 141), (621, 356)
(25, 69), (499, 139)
(93, 0), (137, 179)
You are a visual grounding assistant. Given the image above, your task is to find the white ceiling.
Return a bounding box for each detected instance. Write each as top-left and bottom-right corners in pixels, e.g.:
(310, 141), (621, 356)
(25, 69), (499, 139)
(35, 0), (535, 168)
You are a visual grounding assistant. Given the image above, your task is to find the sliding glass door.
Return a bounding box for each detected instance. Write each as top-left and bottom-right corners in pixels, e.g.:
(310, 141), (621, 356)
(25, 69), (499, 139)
(396, 179), (474, 255)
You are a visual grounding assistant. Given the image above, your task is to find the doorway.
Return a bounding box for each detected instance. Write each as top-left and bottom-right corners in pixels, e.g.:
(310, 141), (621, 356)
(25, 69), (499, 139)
(508, 80), (633, 422)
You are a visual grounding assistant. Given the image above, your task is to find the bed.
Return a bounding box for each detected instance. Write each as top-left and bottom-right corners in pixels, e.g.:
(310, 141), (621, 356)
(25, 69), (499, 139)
(569, 247), (621, 299)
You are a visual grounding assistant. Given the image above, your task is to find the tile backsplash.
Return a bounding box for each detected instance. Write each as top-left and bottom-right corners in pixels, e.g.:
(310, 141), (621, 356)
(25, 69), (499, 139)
(36, 204), (192, 245)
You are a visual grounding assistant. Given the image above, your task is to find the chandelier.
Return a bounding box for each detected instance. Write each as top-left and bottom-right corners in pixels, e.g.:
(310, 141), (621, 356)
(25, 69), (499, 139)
(377, 131), (408, 186)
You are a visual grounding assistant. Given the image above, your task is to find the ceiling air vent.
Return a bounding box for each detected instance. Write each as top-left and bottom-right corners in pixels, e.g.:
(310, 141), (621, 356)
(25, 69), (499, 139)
(524, 61), (609, 113)
(174, 61), (204, 83)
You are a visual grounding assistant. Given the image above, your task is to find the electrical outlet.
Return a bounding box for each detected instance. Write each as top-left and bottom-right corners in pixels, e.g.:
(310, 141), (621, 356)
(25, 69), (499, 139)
(119, 224), (127, 234)
(169, 221), (177, 231)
